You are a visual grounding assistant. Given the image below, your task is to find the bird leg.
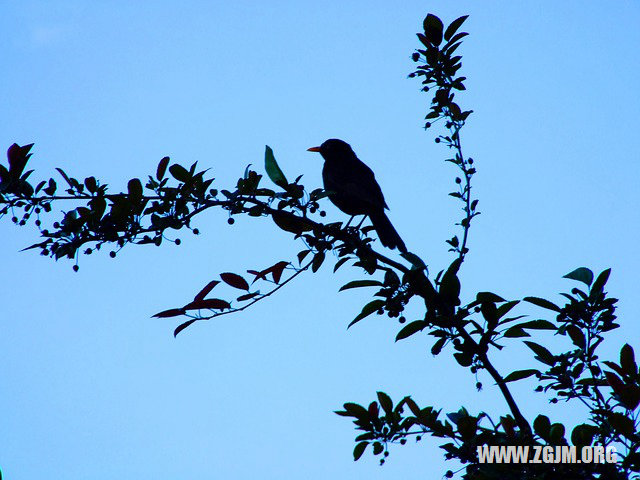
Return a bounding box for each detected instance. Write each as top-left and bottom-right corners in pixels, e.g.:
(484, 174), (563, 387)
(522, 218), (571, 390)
(355, 215), (367, 229)
(343, 215), (356, 229)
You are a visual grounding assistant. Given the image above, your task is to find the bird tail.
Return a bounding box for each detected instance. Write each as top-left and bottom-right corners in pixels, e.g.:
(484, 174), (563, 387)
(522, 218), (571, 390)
(369, 210), (407, 253)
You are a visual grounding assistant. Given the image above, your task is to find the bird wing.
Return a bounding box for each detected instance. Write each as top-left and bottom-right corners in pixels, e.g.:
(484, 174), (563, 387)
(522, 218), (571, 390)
(323, 158), (389, 211)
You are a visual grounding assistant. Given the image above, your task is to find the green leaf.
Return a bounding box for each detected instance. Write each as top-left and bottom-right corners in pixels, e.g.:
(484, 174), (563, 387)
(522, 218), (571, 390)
(504, 369), (539, 383)
(184, 298), (231, 310)
(152, 308), (186, 318)
(496, 300), (519, 321)
(476, 292), (505, 303)
(400, 251), (426, 270)
(157, 156), (170, 180)
(169, 164), (190, 182)
(533, 415), (551, 439)
(423, 14), (444, 47)
(523, 296), (561, 312)
(127, 178), (143, 198)
(174, 319), (197, 337)
(563, 267), (593, 286)
(353, 442), (368, 461)
(264, 145), (288, 188)
(524, 341), (556, 366)
(271, 211), (313, 234)
(516, 319), (556, 330)
(439, 258), (461, 305)
(620, 344), (637, 376)
(444, 15), (469, 42)
(220, 272), (249, 290)
(339, 280), (383, 291)
(395, 320), (427, 341)
(372, 442), (384, 455)
(589, 268), (611, 300)
(503, 327), (530, 338)
(312, 251), (325, 273)
(377, 391), (393, 415)
(348, 300), (385, 328)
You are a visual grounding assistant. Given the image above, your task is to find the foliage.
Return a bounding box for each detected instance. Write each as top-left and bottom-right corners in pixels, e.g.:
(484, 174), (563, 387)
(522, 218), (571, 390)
(1, 12), (638, 480)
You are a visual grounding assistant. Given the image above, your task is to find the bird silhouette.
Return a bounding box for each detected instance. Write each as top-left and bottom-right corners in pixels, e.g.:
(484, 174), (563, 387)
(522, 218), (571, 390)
(307, 139), (407, 253)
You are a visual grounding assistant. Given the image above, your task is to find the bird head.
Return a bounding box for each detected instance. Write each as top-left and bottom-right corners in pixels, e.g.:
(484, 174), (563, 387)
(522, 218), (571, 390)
(307, 139), (355, 161)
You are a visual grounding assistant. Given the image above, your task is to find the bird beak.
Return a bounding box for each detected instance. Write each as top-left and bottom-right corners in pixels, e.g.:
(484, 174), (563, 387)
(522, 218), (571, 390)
(307, 146), (321, 152)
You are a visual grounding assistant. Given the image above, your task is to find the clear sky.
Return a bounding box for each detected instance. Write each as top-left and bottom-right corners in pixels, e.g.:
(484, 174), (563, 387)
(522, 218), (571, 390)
(1, 1), (639, 479)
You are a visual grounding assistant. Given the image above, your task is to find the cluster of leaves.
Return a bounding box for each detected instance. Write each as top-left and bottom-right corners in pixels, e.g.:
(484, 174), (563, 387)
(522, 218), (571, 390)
(410, 13), (478, 260)
(338, 267), (639, 478)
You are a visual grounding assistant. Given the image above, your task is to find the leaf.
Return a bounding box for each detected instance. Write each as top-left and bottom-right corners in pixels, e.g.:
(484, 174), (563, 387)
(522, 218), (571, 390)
(84, 176), (97, 193)
(401, 251), (426, 270)
(297, 250), (311, 264)
(533, 415), (551, 439)
(127, 178), (143, 198)
(157, 156), (170, 180)
(353, 442), (368, 461)
(516, 319), (556, 330)
(590, 268), (611, 300)
(444, 15), (469, 42)
(272, 211), (312, 234)
(372, 442), (384, 455)
(55, 167), (73, 188)
(396, 320), (427, 341)
(504, 369), (539, 383)
(220, 272), (249, 290)
(563, 267), (594, 286)
(269, 261), (289, 283)
(523, 296), (561, 312)
(496, 301), (519, 321)
(152, 308), (185, 318)
(184, 298), (231, 310)
(236, 292), (259, 302)
(377, 391), (393, 415)
(312, 251), (325, 273)
(194, 280), (220, 301)
(348, 300), (385, 328)
(169, 164), (190, 182)
(174, 319), (197, 337)
(524, 341), (556, 366)
(423, 14), (444, 46)
(439, 258), (461, 305)
(566, 325), (586, 348)
(264, 145), (288, 188)
(503, 327), (530, 338)
(620, 344), (637, 376)
(333, 257), (349, 272)
(339, 280), (383, 291)
(476, 292), (505, 303)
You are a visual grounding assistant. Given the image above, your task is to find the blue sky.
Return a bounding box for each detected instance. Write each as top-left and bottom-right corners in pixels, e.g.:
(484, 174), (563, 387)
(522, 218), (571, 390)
(1, 1), (639, 479)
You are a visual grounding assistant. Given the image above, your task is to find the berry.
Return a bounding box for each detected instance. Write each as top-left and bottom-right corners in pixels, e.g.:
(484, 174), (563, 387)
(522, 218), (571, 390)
(455, 177), (461, 184)
(435, 138), (441, 143)
(399, 316), (406, 324)
(319, 210), (326, 217)
(175, 238), (181, 245)
(73, 265), (79, 272)
(109, 251), (116, 258)
(228, 217), (235, 225)
(446, 471), (454, 479)
(11, 216), (17, 223)
(193, 228), (200, 235)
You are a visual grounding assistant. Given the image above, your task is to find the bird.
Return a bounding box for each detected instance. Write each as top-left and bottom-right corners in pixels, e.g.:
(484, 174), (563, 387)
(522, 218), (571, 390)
(307, 139), (407, 253)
